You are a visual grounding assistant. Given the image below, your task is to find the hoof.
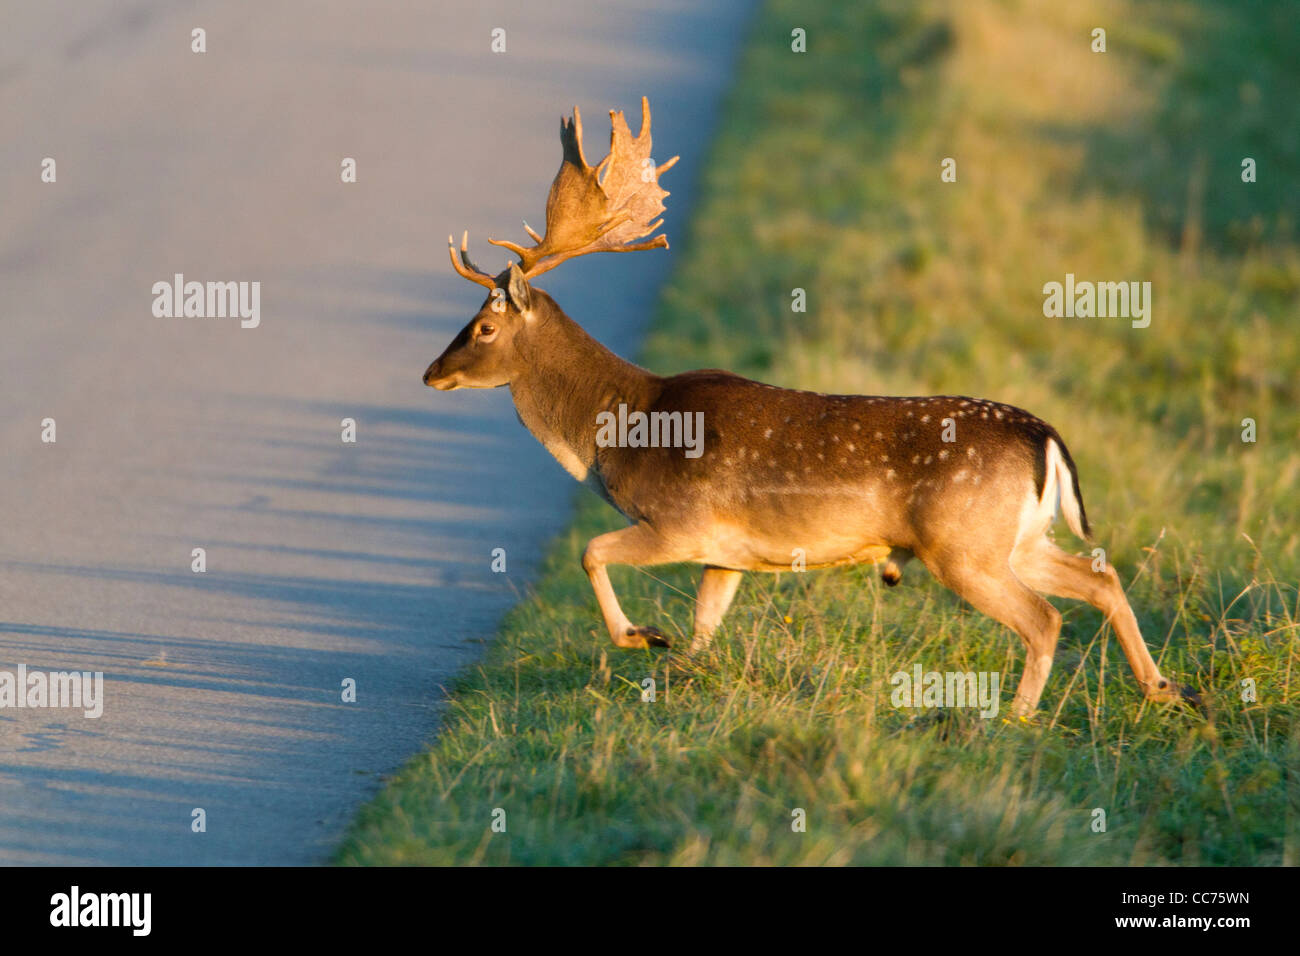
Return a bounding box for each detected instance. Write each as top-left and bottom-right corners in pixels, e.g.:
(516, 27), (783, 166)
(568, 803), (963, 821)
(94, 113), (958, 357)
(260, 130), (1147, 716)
(1146, 677), (1201, 709)
(625, 625), (670, 649)
(1179, 684), (1205, 710)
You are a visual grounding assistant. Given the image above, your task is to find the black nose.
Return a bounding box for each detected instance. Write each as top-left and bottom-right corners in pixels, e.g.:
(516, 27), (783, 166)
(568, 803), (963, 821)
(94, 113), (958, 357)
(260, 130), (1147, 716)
(423, 361), (440, 386)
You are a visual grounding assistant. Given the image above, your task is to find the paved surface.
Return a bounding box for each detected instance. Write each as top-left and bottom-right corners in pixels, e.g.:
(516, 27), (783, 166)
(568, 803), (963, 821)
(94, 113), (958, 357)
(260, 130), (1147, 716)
(0, 0), (750, 864)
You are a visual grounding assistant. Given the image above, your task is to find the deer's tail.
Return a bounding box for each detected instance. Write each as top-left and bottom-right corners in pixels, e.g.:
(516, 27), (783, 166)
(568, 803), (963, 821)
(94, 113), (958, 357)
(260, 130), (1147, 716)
(1040, 435), (1091, 542)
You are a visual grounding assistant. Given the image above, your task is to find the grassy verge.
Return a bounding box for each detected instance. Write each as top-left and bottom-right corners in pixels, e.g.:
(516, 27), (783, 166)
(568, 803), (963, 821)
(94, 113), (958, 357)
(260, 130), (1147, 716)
(338, 0), (1299, 864)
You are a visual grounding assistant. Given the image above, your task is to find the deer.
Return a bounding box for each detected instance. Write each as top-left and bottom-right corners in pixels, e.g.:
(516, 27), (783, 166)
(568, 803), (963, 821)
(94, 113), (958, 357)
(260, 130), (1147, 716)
(422, 96), (1194, 716)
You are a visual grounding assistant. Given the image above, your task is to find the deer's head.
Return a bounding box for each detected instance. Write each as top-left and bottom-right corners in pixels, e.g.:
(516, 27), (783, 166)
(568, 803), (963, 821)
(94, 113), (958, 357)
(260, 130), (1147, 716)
(422, 262), (537, 390)
(424, 97), (677, 391)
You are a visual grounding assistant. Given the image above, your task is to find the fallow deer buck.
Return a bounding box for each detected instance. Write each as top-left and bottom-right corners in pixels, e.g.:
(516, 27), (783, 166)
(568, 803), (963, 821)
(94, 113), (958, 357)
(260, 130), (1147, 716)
(423, 97), (1193, 715)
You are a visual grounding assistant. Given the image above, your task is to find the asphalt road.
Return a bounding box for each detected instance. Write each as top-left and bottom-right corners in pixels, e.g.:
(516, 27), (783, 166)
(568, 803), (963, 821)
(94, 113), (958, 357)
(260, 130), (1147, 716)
(0, 0), (750, 865)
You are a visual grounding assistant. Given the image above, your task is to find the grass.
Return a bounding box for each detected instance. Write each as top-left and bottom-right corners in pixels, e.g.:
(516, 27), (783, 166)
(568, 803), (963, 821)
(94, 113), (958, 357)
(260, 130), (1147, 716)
(337, 0), (1300, 865)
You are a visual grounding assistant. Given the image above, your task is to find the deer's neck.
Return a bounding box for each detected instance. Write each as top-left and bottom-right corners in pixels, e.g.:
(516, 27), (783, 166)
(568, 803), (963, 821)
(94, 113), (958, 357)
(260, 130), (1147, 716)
(509, 310), (657, 493)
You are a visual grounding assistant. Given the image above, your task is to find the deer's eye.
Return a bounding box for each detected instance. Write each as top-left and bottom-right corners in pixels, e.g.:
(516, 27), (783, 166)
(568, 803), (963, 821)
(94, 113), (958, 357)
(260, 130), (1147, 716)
(478, 322), (497, 338)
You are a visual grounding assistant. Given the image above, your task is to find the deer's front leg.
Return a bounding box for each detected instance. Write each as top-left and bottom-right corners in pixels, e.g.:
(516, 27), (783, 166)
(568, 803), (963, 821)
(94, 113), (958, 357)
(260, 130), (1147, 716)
(582, 524), (691, 649)
(690, 566), (743, 653)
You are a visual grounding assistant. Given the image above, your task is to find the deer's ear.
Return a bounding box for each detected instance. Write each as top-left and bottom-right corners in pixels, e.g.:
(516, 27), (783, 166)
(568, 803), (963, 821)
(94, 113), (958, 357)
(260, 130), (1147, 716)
(506, 263), (532, 313)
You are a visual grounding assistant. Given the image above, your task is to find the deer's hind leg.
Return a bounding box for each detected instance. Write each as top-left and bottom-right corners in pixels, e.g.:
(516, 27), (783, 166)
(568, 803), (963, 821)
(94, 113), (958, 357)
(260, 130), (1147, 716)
(1010, 538), (1182, 702)
(920, 547), (1063, 716)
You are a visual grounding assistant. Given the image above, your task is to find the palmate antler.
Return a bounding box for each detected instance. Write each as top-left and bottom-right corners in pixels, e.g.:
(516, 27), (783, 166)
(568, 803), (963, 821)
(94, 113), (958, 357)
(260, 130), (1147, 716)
(449, 96), (678, 289)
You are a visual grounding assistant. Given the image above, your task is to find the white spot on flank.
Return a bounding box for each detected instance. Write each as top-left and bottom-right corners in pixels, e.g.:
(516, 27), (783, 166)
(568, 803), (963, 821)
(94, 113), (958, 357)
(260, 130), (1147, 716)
(764, 428), (773, 438)
(939, 450), (950, 460)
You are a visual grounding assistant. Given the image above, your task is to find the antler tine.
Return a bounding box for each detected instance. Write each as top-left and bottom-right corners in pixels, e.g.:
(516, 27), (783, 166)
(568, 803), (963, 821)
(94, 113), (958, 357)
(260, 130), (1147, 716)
(483, 221), (546, 256)
(636, 94), (650, 138)
(457, 232), (490, 274)
(486, 236), (530, 258)
(447, 231), (497, 290)
(568, 104), (588, 168)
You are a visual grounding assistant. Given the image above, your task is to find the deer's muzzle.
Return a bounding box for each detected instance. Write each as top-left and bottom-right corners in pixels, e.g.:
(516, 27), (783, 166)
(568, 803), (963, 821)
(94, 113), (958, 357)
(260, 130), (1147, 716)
(423, 361), (458, 390)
